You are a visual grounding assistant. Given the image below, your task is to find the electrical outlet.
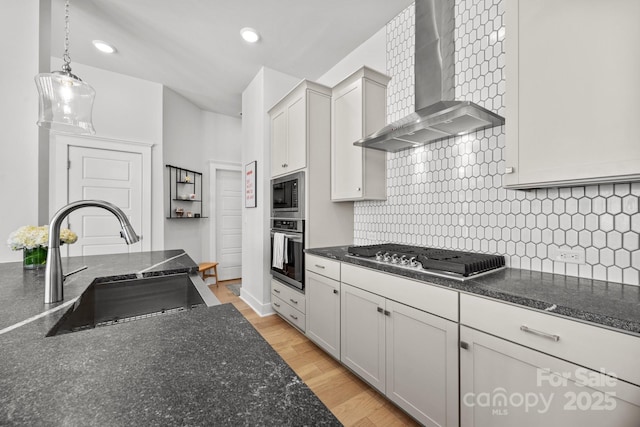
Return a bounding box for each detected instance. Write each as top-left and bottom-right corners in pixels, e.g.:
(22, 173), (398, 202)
(552, 248), (585, 264)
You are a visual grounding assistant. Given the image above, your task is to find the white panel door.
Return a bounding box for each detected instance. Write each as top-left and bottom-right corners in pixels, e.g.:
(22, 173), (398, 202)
(67, 146), (143, 256)
(216, 169), (242, 280)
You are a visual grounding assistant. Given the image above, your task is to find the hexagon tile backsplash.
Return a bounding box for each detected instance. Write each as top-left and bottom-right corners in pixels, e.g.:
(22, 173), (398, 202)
(353, 1), (640, 285)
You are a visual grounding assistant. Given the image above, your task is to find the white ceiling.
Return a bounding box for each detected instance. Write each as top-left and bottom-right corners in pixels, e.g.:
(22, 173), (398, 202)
(50, 0), (413, 117)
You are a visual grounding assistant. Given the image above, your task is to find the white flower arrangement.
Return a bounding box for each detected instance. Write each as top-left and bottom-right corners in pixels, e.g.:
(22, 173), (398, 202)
(7, 225), (78, 251)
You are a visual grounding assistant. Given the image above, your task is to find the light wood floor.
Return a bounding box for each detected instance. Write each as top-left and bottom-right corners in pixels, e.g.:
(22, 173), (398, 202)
(209, 280), (419, 427)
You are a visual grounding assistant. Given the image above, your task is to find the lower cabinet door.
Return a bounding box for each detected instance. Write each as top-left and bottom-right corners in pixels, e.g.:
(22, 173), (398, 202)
(340, 283), (386, 393)
(460, 326), (640, 427)
(386, 300), (459, 427)
(306, 271), (341, 359)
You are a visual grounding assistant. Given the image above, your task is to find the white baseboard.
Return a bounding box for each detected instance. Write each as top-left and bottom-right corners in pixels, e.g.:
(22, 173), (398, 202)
(239, 289), (275, 317)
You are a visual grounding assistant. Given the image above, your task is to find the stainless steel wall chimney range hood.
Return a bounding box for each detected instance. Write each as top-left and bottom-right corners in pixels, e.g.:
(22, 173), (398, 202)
(355, 0), (505, 153)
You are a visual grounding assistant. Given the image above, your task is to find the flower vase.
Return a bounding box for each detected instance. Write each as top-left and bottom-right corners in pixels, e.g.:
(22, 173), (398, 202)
(23, 247), (48, 269)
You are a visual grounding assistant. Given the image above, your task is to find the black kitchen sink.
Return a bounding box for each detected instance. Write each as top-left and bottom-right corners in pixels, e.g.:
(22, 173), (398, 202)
(47, 274), (205, 336)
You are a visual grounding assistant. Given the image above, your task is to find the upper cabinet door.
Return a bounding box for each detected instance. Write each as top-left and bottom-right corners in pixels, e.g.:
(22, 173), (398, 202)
(270, 108), (288, 177)
(286, 94), (306, 173)
(504, 0), (640, 189)
(332, 82), (364, 200)
(331, 67), (390, 201)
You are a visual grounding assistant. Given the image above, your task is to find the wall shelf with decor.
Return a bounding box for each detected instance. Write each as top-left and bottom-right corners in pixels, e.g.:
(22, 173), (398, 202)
(166, 164), (207, 219)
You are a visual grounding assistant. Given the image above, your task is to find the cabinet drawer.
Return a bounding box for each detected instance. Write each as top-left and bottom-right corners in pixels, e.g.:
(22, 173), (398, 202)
(271, 279), (306, 313)
(306, 254), (340, 281)
(272, 294), (306, 331)
(341, 263), (458, 321)
(460, 293), (640, 386)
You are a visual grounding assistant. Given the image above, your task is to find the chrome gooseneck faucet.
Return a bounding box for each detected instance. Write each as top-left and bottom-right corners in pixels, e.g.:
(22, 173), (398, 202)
(45, 200), (140, 304)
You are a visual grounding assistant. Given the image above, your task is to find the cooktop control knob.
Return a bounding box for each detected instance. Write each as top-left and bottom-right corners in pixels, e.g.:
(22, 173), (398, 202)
(409, 256), (419, 268)
(375, 251), (384, 261)
(383, 252), (391, 262)
(391, 254), (400, 264)
(399, 255), (409, 265)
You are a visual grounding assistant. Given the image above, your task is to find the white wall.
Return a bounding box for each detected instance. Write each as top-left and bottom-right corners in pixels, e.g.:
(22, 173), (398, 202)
(0, 1), (49, 263)
(48, 58), (165, 251)
(162, 87), (205, 262)
(241, 67), (299, 315)
(201, 111), (242, 263)
(316, 27), (387, 87)
(202, 111), (242, 163)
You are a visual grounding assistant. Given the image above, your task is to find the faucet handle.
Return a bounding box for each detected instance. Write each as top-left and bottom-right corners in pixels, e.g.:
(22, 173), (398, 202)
(63, 265), (88, 281)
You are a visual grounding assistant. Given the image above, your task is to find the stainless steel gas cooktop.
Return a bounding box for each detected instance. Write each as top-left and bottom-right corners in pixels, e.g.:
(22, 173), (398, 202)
(347, 243), (506, 281)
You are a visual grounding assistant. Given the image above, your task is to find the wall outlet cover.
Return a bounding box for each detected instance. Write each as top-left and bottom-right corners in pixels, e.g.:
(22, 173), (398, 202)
(550, 247), (586, 264)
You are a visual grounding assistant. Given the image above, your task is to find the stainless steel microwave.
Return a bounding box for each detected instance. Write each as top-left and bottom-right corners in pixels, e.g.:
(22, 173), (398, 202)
(271, 171), (305, 219)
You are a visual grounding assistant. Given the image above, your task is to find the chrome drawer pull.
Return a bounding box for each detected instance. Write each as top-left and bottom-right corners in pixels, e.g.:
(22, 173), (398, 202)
(520, 325), (560, 342)
(315, 264), (326, 269)
(290, 314), (298, 320)
(290, 298), (298, 304)
(274, 289), (280, 293)
(274, 302), (280, 308)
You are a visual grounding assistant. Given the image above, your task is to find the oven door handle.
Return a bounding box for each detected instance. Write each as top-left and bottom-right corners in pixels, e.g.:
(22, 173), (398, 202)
(270, 231), (303, 242)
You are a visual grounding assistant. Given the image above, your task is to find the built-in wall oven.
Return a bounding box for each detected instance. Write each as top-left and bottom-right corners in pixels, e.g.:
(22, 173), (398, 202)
(270, 218), (305, 291)
(270, 171), (305, 291)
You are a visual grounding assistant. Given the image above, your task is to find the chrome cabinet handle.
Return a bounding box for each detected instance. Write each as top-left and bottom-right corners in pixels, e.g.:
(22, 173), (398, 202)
(290, 314), (298, 320)
(289, 298), (298, 304)
(273, 288), (280, 293)
(520, 325), (560, 342)
(384, 310), (390, 316)
(377, 307), (383, 313)
(333, 289), (338, 294)
(315, 264), (325, 269)
(357, 187), (361, 191)
(273, 302), (280, 308)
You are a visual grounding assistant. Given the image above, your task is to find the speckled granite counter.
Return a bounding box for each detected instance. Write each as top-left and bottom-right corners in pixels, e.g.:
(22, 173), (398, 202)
(306, 246), (640, 336)
(0, 251), (340, 426)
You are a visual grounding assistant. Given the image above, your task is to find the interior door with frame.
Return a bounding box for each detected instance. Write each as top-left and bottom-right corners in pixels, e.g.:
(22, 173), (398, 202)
(67, 145), (143, 256)
(216, 169), (242, 280)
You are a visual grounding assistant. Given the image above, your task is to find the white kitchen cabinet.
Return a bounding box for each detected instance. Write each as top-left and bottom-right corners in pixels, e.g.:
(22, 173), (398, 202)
(305, 270), (341, 360)
(340, 282), (387, 391)
(460, 294), (640, 426)
(504, 0), (640, 188)
(460, 326), (640, 426)
(340, 282), (459, 427)
(331, 67), (390, 201)
(271, 279), (305, 332)
(269, 80), (331, 178)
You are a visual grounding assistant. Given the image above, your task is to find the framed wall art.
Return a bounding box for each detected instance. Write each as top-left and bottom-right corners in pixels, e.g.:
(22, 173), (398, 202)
(245, 161), (257, 208)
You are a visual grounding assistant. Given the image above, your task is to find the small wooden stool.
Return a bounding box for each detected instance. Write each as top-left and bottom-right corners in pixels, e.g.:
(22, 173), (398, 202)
(199, 262), (219, 287)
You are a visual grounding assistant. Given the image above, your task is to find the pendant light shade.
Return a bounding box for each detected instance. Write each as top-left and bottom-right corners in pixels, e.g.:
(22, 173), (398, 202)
(36, 0), (96, 135)
(35, 71), (96, 134)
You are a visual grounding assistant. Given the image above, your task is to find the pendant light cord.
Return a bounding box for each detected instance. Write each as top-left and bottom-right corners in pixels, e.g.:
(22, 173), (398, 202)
(62, 0), (72, 74)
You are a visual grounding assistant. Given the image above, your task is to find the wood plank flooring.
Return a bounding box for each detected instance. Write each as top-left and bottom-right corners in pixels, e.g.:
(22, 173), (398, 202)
(209, 280), (419, 427)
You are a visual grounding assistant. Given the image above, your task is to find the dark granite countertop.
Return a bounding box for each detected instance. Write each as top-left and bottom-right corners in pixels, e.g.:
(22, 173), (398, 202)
(0, 251), (340, 426)
(306, 246), (640, 336)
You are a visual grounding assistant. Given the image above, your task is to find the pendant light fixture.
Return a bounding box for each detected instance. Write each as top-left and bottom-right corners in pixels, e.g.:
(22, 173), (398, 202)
(35, 0), (96, 134)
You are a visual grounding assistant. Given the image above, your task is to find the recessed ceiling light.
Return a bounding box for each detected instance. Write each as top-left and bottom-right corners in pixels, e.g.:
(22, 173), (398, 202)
(92, 40), (117, 54)
(240, 27), (260, 43)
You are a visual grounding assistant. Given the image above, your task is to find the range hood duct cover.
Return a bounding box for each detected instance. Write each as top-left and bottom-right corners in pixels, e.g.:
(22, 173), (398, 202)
(355, 0), (505, 153)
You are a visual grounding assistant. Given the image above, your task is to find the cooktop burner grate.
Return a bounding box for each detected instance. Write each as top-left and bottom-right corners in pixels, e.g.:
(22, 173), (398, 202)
(347, 244), (505, 277)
